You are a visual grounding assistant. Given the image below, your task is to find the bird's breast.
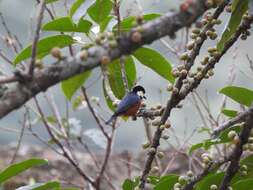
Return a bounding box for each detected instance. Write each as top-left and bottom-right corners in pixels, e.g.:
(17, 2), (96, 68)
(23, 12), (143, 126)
(123, 101), (141, 116)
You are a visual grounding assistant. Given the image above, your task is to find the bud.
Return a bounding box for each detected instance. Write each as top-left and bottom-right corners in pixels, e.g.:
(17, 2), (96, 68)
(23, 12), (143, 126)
(151, 166), (159, 173)
(157, 151), (165, 159)
(142, 142), (150, 149)
(131, 32), (142, 43)
(100, 55), (111, 65)
(210, 184), (218, 190)
(51, 47), (62, 59)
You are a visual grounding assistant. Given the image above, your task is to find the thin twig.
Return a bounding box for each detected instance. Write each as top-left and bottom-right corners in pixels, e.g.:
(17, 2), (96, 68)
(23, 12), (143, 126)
(81, 87), (109, 139)
(29, 0), (46, 75)
(9, 110), (27, 164)
(33, 97), (95, 187)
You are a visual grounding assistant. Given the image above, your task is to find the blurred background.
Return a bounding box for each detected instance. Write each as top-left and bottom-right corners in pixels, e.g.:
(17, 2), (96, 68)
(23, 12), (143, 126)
(0, 0), (253, 154)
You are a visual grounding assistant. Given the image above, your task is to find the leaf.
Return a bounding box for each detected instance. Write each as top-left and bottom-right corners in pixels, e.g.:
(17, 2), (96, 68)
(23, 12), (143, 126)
(70, 0), (85, 18)
(217, 0), (249, 51)
(153, 174), (178, 190)
(76, 18), (93, 33)
(232, 155), (253, 183)
(42, 17), (75, 32)
(232, 179), (253, 190)
(87, 0), (113, 23)
(114, 13), (160, 32)
(219, 86), (253, 107)
(189, 125), (241, 154)
(0, 158), (48, 184)
(107, 56), (136, 99)
(42, 17), (92, 33)
(61, 71), (91, 100)
(45, 0), (58, 3)
(14, 35), (74, 64)
(195, 172), (224, 190)
(100, 16), (113, 32)
(122, 178), (139, 190)
(16, 181), (60, 190)
(133, 47), (174, 83)
(222, 108), (238, 118)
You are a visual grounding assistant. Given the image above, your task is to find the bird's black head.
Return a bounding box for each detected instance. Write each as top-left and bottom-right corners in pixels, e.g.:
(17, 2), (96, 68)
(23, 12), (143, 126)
(132, 85), (146, 99)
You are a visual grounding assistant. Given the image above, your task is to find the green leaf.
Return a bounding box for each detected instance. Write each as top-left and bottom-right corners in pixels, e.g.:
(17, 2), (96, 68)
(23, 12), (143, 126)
(46, 0), (58, 3)
(219, 86), (253, 107)
(232, 155), (253, 183)
(222, 108), (238, 118)
(107, 56), (136, 99)
(0, 158), (48, 184)
(122, 178), (139, 190)
(147, 176), (160, 185)
(232, 179), (253, 190)
(87, 0), (113, 23)
(42, 17), (92, 33)
(195, 172), (224, 190)
(189, 125), (241, 154)
(76, 18), (92, 33)
(16, 181), (60, 190)
(62, 71), (91, 100)
(42, 17), (75, 32)
(217, 0), (249, 51)
(70, 0), (85, 18)
(14, 35), (74, 64)
(133, 47), (174, 83)
(114, 13), (160, 32)
(100, 16), (113, 32)
(153, 175), (178, 190)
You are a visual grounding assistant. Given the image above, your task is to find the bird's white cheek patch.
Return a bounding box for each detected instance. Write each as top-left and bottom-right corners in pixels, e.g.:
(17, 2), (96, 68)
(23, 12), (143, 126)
(137, 91), (144, 97)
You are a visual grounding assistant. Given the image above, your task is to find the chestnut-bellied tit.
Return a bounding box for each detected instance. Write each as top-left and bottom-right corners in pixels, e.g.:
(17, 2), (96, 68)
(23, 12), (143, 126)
(105, 85), (146, 125)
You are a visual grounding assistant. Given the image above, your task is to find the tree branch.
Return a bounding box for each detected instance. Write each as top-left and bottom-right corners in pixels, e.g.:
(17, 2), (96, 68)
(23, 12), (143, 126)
(139, 1), (230, 187)
(219, 106), (253, 190)
(29, 0), (46, 75)
(212, 104), (253, 137)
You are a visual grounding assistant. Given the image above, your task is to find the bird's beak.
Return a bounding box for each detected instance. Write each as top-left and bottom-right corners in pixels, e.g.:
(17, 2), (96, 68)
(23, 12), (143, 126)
(142, 95), (146, 99)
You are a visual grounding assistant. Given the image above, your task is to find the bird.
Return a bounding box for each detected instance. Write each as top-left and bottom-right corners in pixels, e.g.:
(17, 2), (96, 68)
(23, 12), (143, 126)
(105, 85), (146, 125)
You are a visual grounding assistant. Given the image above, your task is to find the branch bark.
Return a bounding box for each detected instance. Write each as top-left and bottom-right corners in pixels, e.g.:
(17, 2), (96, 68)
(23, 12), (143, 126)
(219, 106), (253, 190)
(212, 104), (253, 137)
(0, 0), (208, 119)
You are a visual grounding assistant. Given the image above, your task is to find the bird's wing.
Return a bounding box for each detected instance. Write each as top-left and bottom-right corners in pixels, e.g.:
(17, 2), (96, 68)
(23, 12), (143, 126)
(113, 93), (140, 116)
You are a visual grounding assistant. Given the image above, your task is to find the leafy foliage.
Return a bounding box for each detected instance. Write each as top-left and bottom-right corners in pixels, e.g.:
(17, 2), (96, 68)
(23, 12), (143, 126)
(61, 71), (91, 100)
(14, 35), (74, 64)
(189, 125), (241, 154)
(221, 108), (238, 118)
(87, 0), (113, 24)
(122, 178), (140, 190)
(217, 0), (249, 51)
(133, 47), (174, 83)
(42, 17), (92, 33)
(114, 14), (160, 32)
(107, 56), (136, 99)
(16, 181), (60, 190)
(220, 86), (253, 107)
(0, 158), (48, 184)
(153, 175), (179, 190)
(69, 0), (85, 18)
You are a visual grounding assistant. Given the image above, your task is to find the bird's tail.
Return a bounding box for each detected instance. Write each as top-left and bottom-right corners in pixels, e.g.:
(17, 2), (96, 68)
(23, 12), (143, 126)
(105, 116), (116, 125)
